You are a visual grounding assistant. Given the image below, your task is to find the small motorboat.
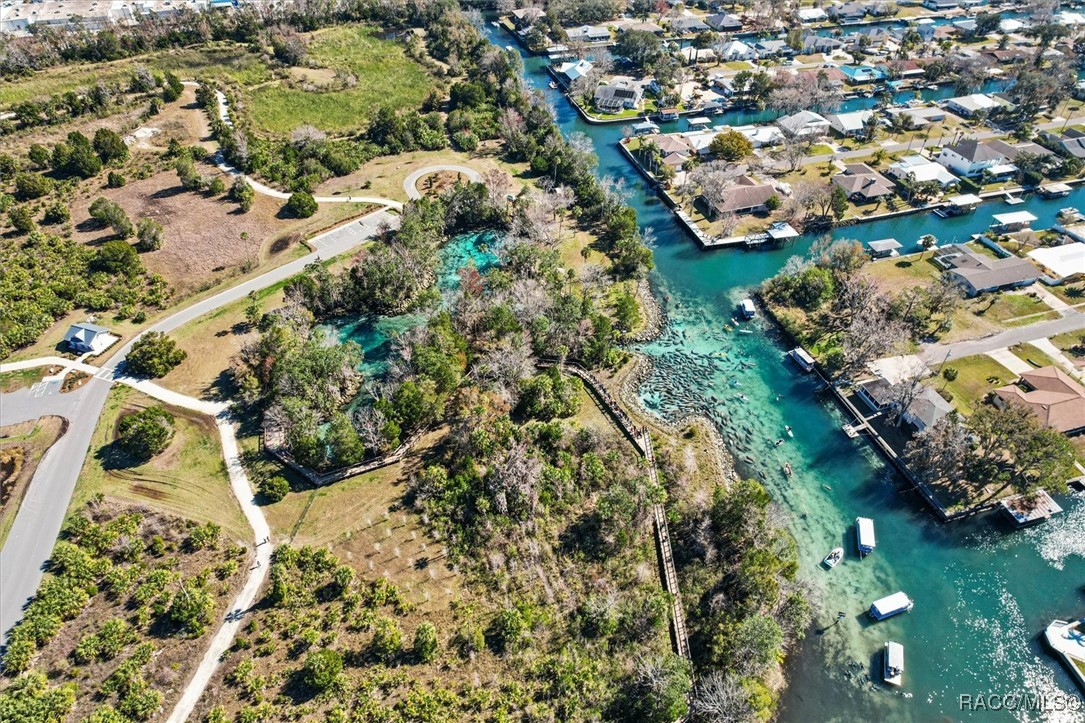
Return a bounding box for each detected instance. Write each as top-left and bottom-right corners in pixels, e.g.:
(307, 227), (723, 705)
(736, 394), (749, 402)
(738, 328), (754, 335)
(548, 81), (557, 89)
(774, 438), (784, 447)
(784, 462), (793, 477)
(785, 425), (793, 437)
(822, 547), (844, 568)
(723, 324), (733, 332)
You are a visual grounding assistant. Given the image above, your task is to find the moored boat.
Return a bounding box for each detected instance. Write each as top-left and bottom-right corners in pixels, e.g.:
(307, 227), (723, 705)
(870, 592), (914, 620)
(884, 641), (905, 685)
(738, 298), (756, 319)
(784, 462), (793, 477)
(856, 516), (876, 557)
(822, 547), (844, 568)
(788, 347), (815, 372)
(1039, 183), (1072, 199)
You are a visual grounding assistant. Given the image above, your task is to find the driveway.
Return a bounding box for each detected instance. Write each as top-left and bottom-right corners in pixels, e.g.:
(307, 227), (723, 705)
(0, 208), (399, 640)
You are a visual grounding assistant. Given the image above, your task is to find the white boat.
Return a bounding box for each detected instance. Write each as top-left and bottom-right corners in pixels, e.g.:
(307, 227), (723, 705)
(1039, 183), (1072, 199)
(785, 425), (793, 437)
(856, 516), (876, 557)
(788, 347), (815, 372)
(738, 298), (756, 319)
(738, 328), (754, 335)
(822, 547), (844, 568)
(870, 592), (914, 621)
(884, 641), (904, 686)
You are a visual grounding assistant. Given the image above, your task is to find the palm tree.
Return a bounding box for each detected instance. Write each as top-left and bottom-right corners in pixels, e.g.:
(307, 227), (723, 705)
(919, 234), (938, 259)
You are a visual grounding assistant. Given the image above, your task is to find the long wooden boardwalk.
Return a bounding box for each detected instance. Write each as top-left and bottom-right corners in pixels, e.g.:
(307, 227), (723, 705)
(549, 360), (691, 660)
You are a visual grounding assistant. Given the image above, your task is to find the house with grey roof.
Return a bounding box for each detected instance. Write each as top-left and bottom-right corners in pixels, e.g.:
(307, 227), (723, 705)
(902, 386), (955, 432)
(932, 243), (1040, 296)
(565, 25), (611, 42)
(705, 12), (743, 31)
(64, 322), (115, 355)
(670, 16), (710, 34)
(776, 110), (830, 138)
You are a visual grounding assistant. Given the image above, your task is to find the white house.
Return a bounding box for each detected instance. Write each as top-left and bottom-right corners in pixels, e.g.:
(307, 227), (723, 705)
(825, 109), (875, 138)
(886, 155), (960, 188)
(64, 322), (114, 355)
(776, 110), (831, 138)
(735, 124), (783, 147)
(715, 40), (757, 61)
(798, 7), (829, 22)
(944, 93), (1013, 118)
(936, 139), (1011, 179)
(565, 25), (611, 42)
(555, 59), (594, 84)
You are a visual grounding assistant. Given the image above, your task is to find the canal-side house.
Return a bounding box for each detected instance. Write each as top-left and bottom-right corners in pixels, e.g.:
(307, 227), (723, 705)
(944, 93), (1014, 118)
(752, 39), (794, 58)
(776, 110), (831, 138)
(826, 110), (876, 138)
(714, 39), (757, 61)
(831, 163), (895, 203)
(565, 25), (611, 43)
(594, 81), (644, 112)
(886, 155), (960, 189)
(800, 34), (845, 55)
(1039, 128), (1085, 159)
(510, 7), (545, 28)
(935, 139), (1016, 179)
(797, 6), (829, 22)
(706, 12), (743, 31)
(670, 16), (710, 35)
(932, 244), (1040, 296)
(620, 21), (665, 35)
(994, 367), (1085, 436)
(554, 59), (594, 86)
(858, 377), (897, 412)
(797, 66), (848, 89)
(901, 386), (955, 432)
(700, 176), (778, 218)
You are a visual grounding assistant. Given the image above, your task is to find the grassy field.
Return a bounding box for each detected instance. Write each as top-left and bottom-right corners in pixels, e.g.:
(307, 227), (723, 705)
(1009, 342), (1059, 370)
(936, 353), (1013, 416)
(69, 386), (249, 542)
(247, 25), (436, 135)
(970, 292), (1052, 326)
(1049, 329), (1085, 365)
(0, 45), (271, 107)
(0, 416), (66, 546)
(0, 368), (44, 393)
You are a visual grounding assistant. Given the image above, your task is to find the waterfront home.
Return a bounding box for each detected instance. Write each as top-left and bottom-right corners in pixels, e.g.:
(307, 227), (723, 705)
(594, 82), (644, 112)
(832, 163), (895, 202)
(715, 39), (757, 61)
(64, 321), (114, 355)
(706, 12), (743, 31)
(902, 386), (954, 432)
(670, 16), (710, 35)
(680, 47), (717, 63)
(994, 366), (1085, 435)
(991, 210), (1037, 233)
(700, 176), (778, 217)
(510, 7), (545, 28)
(885, 105), (947, 128)
(825, 110), (876, 138)
(800, 34), (845, 55)
(753, 39), (793, 58)
(866, 238), (903, 258)
(1040, 128), (1085, 159)
(858, 377), (896, 411)
(944, 93), (1014, 118)
(1028, 242), (1085, 282)
(839, 65), (888, 85)
(736, 124), (783, 147)
(776, 110), (831, 138)
(798, 66), (848, 88)
(936, 139), (1014, 179)
(565, 25), (611, 43)
(829, 1), (870, 23)
(554, 59), (594, 85)
(621, 21), (664, 35)
(885, 59), (926, 79)
(797, 6), (829, 22)
(923, 0), (960, 9)
(886, 155), (960, 189)
(984, 48), (1032, 65)
(932, 243), (1040, 296)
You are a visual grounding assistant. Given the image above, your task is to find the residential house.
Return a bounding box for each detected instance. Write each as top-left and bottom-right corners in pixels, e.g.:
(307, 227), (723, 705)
(984, 48), (1031, 65)
(701, 176), (778, 217)
(622, 22), (665, 35)
(715, 40), (757, 61)
(923, 0), (961, 9)
(932, 243), (1040, 296)
(670, 16), (710, 35)
(776, 110), (831, 138)
(985, 138), (1054, 165)
(994, 367), (1085, 435)
(829, 2), (870, 23)
(753, 39), (793, 57)
(798, 66), (848, 88)
(594, 82), (644, 112)
(1028, 242), (1085, 282)
(801, 33), (845, 54)
(797, 7), (829, 22)
(565, 25), (610, 43)
(858, 377), (897, 412)
(825, 109), (876, 138)
(887, 155), (960, 188)
(510, 7), (545, 28)
(64, 322), (113, 354)
(735, 124), (783, 147)
(944, 93), (1014, 118)
(832, 163), (896, 202)
(1041, 128), (1085, 159)
(901, 386), (955, 432)
(936, 139), (1017, 179)
(705, 13), (743, 31)
(554, 59), (594, 84)
(884, 59), (926, 79)
(840, 64), (888, 85)
(886, 105), (946, 128)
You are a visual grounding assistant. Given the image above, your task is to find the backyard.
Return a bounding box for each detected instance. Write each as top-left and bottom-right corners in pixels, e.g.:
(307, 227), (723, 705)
(933, 353), (1012, 417)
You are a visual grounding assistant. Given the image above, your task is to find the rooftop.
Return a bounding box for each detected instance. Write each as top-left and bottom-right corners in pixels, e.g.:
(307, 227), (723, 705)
(994, 366), (1085, 434)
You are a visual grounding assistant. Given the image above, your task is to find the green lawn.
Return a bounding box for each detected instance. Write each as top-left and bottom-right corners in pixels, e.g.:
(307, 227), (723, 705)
(69, 386), (249, 542)
(935, 354), (1012, 416)
(1050, 329), (1085, 362)
(862, 255), (943, 288)
(0, 368), (43, 393)
(247, 25), (436, 135)
(0, 45), (272, 107)
(1009, 342), (1058, 369)
(970, 292), (1051, 325)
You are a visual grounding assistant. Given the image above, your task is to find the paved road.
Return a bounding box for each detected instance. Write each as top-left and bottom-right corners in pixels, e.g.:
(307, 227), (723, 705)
(403, 164), (481, 200)
(919, 309), (1085, 365)
(0, 208), (398, 641)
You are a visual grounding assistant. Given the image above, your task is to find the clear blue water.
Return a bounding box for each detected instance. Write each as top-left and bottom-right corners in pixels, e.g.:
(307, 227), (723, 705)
(491, 24), (1084, 721)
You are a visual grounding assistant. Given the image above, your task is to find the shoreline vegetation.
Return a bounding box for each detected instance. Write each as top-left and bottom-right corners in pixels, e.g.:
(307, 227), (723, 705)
(1, 2), (808, 721)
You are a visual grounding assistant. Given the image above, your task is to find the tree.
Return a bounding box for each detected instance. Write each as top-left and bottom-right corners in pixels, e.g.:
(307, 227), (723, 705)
(413, 622), (439, 663)
(94, 239), (141, 276)
(302, 649), (342, 692)
(9, 206), (36, 235)
(14, 172), (53, 200)
(93, 128), (129, 165)
(162, 72), (184, 103)
(613, 30), (663, 71)
(117, 406), (175, 459)
(167, 580), (214, 636)
(689, 672), (754, 723)
(88, 197), (133, 238)
(371, 616), (402, 663)
(231, 177), (255, 212)
(829, 184), (849, 221)
(285, 192), (317, 219)
(626, 654), (692, 723)
(969, 403), (1075, 502)
(28, 144), (50, 169)
(709, 129), (753, 162)
(258, 475), (289, 503)
(63, 132), (103, 178)
(125, 332), (187, 378)
(136, 218), (164, 251)
(919, 233), (938, 258)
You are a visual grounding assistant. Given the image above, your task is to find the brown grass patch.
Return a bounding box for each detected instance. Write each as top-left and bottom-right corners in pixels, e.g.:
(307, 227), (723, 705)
(0, 416), (68, 546)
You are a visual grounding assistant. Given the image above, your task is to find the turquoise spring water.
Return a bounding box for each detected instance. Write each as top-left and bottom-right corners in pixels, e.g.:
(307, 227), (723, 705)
(478, 23), (1085, 721)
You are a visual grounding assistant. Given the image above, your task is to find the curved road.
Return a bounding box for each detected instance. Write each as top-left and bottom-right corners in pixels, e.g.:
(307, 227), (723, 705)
(403, 164), (481, 200)
(0, 208), (399, 640)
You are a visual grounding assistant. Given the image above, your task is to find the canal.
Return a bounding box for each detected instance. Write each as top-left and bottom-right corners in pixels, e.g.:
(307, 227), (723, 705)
(484, 23), (1085, 721)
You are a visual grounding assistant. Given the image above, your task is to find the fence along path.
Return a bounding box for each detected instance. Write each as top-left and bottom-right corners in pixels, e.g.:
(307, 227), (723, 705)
(549, 360), (691, 660)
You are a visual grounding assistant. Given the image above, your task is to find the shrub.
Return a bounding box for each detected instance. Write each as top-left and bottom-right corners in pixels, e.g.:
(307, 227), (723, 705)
(413, 622), (439, 663)
(107, 171), (126, 188)
(258, 476), (289, 503)
(208, 176), (226, 196)
(370, 617), (402, 663)
(9, 205), (35, 234)
(231, 177), (255, 212)
(43, 202), (70, 225)
(14, 172), (53, 200)
(136, 218), (164, 252)
(117, 405), (175, 459)
(88, 197), (133, 238)
(125, 332), (186, 377)
(94, 240), (141, 275)
(94, 128), (129, 165)
(302, 649), (342, 692)
(285, 192), (317, 219)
